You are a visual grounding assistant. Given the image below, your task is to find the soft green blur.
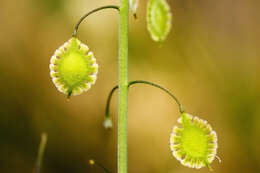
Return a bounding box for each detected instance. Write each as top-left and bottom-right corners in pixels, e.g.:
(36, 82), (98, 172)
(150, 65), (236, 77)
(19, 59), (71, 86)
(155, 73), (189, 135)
(0, 0), (259, 173)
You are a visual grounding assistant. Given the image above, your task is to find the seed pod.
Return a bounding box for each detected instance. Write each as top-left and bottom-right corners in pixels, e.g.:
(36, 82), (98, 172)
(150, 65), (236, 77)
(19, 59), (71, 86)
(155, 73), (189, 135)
(147, 0), (172, 42)
(130, 0), (139, 18)
(170, 113), (218, 169)
(49, 37), (98, 98)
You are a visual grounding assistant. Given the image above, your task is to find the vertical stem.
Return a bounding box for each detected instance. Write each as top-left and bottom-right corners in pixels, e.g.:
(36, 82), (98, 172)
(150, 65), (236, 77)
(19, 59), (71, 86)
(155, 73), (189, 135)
(118, 0), (129, 173)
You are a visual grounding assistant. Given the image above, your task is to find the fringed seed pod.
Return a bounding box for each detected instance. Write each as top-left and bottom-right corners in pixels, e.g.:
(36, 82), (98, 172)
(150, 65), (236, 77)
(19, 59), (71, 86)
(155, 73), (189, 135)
(147, 0), (172, 42)
(170, 113), (218, 170)
(50, 37), (98, 98)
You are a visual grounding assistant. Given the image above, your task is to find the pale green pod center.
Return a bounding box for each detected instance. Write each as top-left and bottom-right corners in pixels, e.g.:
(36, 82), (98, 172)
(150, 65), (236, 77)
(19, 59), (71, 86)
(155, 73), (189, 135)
(153, 1), (167, 35)
(181, 125), (208, 158)
(59, 52), (89, 88)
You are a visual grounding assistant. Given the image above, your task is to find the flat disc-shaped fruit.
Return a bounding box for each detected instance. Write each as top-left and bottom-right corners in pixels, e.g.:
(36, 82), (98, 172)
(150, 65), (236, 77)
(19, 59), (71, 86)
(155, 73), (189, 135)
(50, 37), (98, 97)
(170, 113), (218, 169)
(147, 0), (172, 42)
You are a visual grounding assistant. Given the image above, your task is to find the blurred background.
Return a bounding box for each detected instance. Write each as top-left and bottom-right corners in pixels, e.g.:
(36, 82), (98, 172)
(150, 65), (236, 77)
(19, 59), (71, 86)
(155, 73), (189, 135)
(0, 0), (259, 172)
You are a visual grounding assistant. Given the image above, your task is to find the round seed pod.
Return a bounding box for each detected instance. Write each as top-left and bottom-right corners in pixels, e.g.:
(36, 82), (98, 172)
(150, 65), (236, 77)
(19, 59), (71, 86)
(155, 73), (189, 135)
(170, 113), (218, 169)
(147, 0), (172, 42)
(49, 37), (98, 98)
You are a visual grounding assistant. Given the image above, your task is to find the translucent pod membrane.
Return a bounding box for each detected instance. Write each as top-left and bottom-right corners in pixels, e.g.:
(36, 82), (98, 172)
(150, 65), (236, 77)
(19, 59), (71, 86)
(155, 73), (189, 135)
(170, 113), (218, 170)
(50, 37), (98, 97)
(147, 0), (172, 42)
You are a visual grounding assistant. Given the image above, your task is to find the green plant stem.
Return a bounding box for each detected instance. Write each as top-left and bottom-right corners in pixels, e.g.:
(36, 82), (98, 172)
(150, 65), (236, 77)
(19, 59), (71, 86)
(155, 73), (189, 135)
(118, 0), (129, 173)
(34, 133), (48, 173)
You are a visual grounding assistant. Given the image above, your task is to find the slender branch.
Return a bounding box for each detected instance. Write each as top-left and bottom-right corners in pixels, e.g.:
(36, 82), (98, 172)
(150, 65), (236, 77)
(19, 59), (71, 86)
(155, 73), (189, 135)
(105, 85), (119, 118)
(104, 80), (184, 129)
(72, 5), (120, 37)
(34, 133), (48, 173)
(129, 80), (184, 113)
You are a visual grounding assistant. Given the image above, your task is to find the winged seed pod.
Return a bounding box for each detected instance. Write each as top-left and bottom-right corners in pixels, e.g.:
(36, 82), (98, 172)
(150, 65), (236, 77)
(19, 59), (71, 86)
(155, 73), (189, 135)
(170, 113), (218, 170)
(147, 0), (172, 42)
(50, 37), (98, 98)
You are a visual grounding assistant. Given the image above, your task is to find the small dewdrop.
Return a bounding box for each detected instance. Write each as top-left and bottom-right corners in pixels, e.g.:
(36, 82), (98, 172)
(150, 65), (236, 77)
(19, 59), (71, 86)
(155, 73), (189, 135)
(170, 113), (218, 170)
(50, 37), (98, 98)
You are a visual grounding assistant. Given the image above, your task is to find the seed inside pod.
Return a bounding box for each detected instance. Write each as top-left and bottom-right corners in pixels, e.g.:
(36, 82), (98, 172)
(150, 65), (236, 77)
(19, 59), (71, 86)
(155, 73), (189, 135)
(147, 0), (172, 42)
(50, 37), (98, 98)
(170, 113), (218, 170)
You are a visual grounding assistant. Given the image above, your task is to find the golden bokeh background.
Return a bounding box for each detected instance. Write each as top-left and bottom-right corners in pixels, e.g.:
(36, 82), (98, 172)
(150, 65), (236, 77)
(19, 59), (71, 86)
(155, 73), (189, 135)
(0, 0), (259, 172)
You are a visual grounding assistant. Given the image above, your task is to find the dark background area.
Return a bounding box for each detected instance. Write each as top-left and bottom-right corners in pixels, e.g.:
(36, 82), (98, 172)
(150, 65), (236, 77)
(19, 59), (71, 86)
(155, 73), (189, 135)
(0, 0), (259, 172)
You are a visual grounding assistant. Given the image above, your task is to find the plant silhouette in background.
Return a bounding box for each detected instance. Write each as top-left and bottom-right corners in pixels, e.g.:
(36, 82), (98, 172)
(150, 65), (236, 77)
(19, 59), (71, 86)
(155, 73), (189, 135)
(48, 0), (220, 172)
(33, 133), (47, 173)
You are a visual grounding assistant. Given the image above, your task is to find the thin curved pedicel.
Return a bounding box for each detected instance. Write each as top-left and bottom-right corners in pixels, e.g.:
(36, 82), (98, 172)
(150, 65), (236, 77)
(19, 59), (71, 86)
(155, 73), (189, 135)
(104, 80), (184, 129)
(147, 0), (172, 42)
(170, 113), (218, 170)
(50, 37), (98, 98)
(72, 5), (119, 37)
